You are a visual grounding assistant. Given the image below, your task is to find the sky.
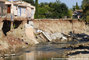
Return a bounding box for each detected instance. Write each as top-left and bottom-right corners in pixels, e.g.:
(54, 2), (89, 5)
(39, 0), (83, 8)
(9, 0), (83, 8)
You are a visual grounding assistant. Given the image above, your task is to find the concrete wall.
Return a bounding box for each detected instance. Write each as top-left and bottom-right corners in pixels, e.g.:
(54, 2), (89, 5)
(5, 1), (35, 18)
(0, 2), (6, 16)
(14, 5), (18, 16)
(33, 19), (87, 34)
(21, 7), (26, 17)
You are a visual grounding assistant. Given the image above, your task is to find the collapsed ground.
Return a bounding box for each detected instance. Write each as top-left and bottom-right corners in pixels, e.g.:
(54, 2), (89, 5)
(0, 19), (89, 57)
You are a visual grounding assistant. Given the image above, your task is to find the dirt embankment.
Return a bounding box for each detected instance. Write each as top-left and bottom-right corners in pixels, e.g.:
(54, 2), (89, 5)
(33, 19), (88, 34)
(0, 20), (28, 55)
(33, 19), (89, 57)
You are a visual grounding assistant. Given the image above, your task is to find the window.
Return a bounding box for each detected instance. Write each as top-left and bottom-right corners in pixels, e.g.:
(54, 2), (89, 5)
(7, 5), (11, 13)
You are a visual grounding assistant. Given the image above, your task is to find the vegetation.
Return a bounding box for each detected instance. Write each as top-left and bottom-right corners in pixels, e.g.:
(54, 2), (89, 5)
(82, 0), (89, 22)
(82, 0), (89, 9)
(35, 0), (38, 18)
(37, 1), (72, 19)
(75, 2), (80, 10)
(72, 2), (80, 11)
(23, 0), (72, 19)
(68, 9), (73, 18)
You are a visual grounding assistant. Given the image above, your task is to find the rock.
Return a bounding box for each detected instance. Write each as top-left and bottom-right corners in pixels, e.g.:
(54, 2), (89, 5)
(25, 22), (39, 44)
(36, 30), (52, 42)
(11, 54), (16, 56)
(36, 30), (67, 41)
(35, 30), (67, 42)
(36, 30), (42, 33)
(4, 54), (10, 57)
(41, 32), (52, 41)
(61, 36), (67, 41)
(51, 33), (67, 41)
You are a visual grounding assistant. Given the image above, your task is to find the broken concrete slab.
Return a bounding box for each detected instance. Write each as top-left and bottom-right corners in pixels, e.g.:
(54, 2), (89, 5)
(51, 33), (67, 42)
(35, 30), (67, 42)
(35, 30), (52, 42)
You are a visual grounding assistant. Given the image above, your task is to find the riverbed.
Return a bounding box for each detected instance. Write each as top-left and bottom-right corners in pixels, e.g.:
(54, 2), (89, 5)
(1, 39), (89, 60)
(0, 42), (71, 60)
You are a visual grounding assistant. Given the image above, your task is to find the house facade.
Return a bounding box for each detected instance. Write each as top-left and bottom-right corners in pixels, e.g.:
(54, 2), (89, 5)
(72, 10), (83, 19)
(0, 0), (7, 17)
(0, 0), (35, 19)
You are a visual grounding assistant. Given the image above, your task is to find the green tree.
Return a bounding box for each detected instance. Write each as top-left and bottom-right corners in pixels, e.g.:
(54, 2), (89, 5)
(82, 0), (89, 22)
(38, 3), (51, 18)
(75, 2), (80, 10)
(38, 1), (69, 19)
(51, 3), (69, 18)
(68, 9), (73, 18)
(73, 6), (76, 11)
(72, 2), (80, 11)
(82, 0), (89, 9)
(35, 0), (38, 18)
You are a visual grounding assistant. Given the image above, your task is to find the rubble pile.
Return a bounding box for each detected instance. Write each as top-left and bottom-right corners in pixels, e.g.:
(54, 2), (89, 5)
(35, 30), (89, 47)
(35, 30), (68, 42)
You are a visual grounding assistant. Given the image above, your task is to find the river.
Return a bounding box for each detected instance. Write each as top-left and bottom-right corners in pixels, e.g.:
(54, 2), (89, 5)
(0, 42), (72, 60)
(0, 38), (89, 60)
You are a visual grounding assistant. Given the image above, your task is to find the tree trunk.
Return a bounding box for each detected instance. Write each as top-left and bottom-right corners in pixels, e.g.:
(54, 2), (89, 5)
(35, 0), (38, 18)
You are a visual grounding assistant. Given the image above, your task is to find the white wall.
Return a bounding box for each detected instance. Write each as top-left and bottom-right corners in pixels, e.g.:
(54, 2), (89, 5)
(13, 5), (18, 16)
(31, 8), (35, 19)
(27, 7), (35, 19)
(26, 7), (31, 18)
(17, 6), (26, 17)
(21, 7), (26, 17)
(11, 4), (35, 18)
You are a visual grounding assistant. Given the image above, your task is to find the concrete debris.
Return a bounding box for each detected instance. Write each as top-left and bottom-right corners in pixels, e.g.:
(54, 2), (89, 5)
(28, 21), (34, 28)
(41, 32), (52, 41)
(51, 33), (67, 41)
(68, 32), (89, 41)
(25, 23), (39, 44)
(36, 30), (43, 33)
(36, 30), (67, 42)
(36, 30), (52, 41)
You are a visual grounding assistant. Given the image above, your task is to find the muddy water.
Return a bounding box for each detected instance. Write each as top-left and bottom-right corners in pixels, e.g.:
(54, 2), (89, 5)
(1, 51), (67, 60)
(0, 42), (71, 60)
(0, 39), (89, 60)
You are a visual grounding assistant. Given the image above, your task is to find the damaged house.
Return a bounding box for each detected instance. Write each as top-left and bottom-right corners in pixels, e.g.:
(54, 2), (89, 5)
(0, 0), (36, 35)
(0, 0), (7, 17)
(72, 10), (83, 19)
(0, 0), (35, 19)
(0, 0), (37, 44)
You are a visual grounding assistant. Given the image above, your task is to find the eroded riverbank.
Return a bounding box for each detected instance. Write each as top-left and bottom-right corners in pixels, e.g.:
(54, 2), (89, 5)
(0, 19), (88, 59)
